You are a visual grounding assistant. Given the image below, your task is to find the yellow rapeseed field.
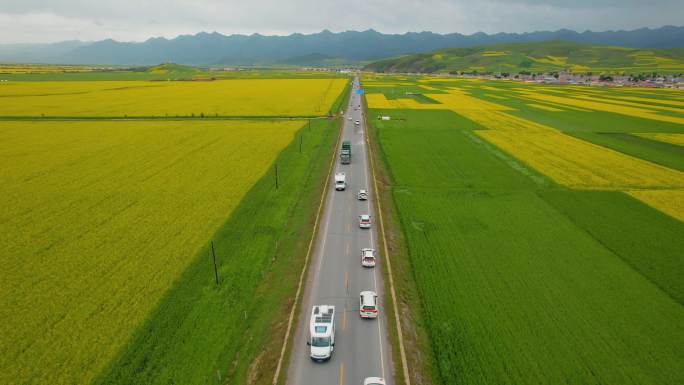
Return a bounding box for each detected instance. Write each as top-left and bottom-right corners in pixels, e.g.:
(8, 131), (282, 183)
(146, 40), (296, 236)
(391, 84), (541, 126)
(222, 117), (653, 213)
(366, 93), (446, 110)
(0, 64), (99, 73)
(627, 190), (684, 222)
(566, 92), (684, 114)
(0, 120), (302, 384)
(517, 90), (684, 125)
(476, 130), (684, 189)
(568, 90), (684, 108)
(527, 103), (563, 112)
(481, 51), (507, 57)
(0, 78), (346, 117)
(428, 89), (513, 111)
(634, 133), (684, 147)
(366, 93), (396, 108)
(532, 55), (568, 66)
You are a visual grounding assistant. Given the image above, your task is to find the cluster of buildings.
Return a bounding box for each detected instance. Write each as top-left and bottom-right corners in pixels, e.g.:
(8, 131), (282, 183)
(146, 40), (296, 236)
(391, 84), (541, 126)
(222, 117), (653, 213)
(462, 72), (684, 89)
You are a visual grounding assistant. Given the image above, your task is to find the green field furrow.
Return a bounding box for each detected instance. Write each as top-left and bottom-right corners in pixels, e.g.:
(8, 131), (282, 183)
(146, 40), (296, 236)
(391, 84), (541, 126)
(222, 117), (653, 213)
(539, 190), (684, 303)
(373, 109), (546, 190)
(368, 96), (684, 385)
(396, 189), (683, 385)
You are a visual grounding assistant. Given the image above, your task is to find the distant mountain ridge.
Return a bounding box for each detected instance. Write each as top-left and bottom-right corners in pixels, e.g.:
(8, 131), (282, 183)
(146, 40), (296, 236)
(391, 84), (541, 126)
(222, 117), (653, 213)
(1, 26), (683, 66)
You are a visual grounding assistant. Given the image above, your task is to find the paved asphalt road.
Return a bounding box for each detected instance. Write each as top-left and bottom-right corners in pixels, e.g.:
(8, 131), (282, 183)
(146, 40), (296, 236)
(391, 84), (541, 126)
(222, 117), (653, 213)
(285, 76), (394, 385)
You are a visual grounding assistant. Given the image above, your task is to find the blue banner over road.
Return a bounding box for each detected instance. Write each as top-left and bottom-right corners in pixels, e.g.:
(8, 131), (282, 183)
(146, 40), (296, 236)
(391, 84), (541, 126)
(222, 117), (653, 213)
(355, 89), (365, 94)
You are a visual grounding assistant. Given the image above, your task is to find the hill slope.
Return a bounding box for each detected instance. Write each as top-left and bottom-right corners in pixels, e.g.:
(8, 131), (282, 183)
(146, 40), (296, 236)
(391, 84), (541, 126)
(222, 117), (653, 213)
(1, 26), (683, 66)
(364, 40), (684, 74)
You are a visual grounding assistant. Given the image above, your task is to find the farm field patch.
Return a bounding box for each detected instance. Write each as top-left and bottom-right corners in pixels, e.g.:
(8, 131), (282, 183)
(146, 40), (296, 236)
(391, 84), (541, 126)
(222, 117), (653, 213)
(0, 78), (347, 117)
(93, 118), (340, 385)
(527, 103), (562, 111)
(392, 187), (683, 385)
(0, 119), (302, 384)
(634, 132), (684, 147)
(364, 78), (684, 218)
(567, 132), (684, 172)
(366, 78), (684, 384)
(476, 129), (684, 189)
(627, 189), (684, 222)
(541, 190), (684, 303)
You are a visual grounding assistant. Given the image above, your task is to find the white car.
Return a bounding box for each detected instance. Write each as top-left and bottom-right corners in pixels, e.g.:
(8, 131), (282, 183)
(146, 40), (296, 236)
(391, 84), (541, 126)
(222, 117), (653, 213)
(348, 116), (352, 120)
(364, 378), (385, 385)
(359, 214), (371, 229)
(361, 248), (376, 267)
(358, 189), (368, 200)
(355, 120), (360, 125)
(359, 291), (378, 319)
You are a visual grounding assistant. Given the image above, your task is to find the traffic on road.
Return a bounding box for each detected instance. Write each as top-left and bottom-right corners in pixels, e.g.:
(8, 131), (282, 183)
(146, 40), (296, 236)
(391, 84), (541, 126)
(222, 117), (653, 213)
(286, 76), (391, 385)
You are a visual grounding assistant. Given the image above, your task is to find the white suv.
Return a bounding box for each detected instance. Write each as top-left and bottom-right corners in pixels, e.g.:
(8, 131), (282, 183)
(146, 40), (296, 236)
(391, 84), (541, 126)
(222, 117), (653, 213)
(359, 214), (371, 229)
(359, 291), (378, 319)
(361, 248), (376, 267)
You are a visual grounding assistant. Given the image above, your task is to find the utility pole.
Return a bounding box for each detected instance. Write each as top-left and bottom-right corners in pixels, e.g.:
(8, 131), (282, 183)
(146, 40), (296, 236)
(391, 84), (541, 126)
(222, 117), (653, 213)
(211, 241), (219, 285)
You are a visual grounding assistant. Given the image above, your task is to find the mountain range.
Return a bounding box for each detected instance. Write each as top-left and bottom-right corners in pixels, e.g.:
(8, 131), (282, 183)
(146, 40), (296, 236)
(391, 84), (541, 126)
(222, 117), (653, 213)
(1, 26), (683, 66)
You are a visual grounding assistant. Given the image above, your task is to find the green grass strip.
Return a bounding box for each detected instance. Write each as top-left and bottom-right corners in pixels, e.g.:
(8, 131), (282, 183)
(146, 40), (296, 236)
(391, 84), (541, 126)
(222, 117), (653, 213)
(540, 190), (684, 304)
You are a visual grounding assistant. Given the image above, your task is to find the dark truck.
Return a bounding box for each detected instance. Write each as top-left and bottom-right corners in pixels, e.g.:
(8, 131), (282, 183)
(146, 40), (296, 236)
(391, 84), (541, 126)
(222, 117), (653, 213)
(340, 140), (351, 164)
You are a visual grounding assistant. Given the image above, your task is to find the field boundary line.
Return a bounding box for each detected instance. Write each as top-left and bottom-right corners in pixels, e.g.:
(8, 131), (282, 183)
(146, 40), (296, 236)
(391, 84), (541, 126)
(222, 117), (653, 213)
(272, 112), (345, 385)
(0, 115), (335, 122)
(364, 93), (411, 385)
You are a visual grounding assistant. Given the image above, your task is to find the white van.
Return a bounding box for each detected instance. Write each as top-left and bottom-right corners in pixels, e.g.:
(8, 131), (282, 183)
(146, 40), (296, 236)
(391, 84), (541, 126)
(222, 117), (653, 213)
(359, 291), (378, 319)
(334, 172), (346, 191)
(308, 305), (335, 361)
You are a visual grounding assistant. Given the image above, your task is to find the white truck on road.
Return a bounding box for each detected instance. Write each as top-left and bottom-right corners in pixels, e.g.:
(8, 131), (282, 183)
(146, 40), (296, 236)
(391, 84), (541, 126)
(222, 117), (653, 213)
(335, 172), (346, 190)
(308, 305), (335, 361)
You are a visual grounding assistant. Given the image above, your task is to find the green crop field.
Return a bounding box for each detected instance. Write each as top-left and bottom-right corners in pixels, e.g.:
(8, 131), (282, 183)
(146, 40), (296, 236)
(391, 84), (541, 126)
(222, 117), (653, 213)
(0, 73), (348, 385)
(366, 76), (684, 384)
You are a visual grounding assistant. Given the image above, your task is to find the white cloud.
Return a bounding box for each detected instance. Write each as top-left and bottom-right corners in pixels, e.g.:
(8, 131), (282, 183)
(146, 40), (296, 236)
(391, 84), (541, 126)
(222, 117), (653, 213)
(0, 0), (681, 43)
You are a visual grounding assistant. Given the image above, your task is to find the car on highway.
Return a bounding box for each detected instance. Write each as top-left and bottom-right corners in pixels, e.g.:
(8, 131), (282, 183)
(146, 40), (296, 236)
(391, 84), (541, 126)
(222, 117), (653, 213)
(348, 116), (352, 120)
(364, 378), (386, 385)
(361, 248), (376, 267)
(359, 214), (371, 228)
(335, 173), (346, 191)
(358, 189), (368, 200)
(355, 120), (360, 125)
(359, 291), (378, 319)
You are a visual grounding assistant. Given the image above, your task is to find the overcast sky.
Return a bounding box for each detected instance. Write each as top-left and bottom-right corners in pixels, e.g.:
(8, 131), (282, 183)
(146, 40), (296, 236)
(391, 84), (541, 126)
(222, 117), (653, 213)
(0, 0), (682, 44)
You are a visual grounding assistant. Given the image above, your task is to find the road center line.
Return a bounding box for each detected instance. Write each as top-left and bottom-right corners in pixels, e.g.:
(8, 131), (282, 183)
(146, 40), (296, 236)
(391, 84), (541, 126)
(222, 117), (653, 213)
(345, 271), (349, 292)
(342, 309), (347, 331)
